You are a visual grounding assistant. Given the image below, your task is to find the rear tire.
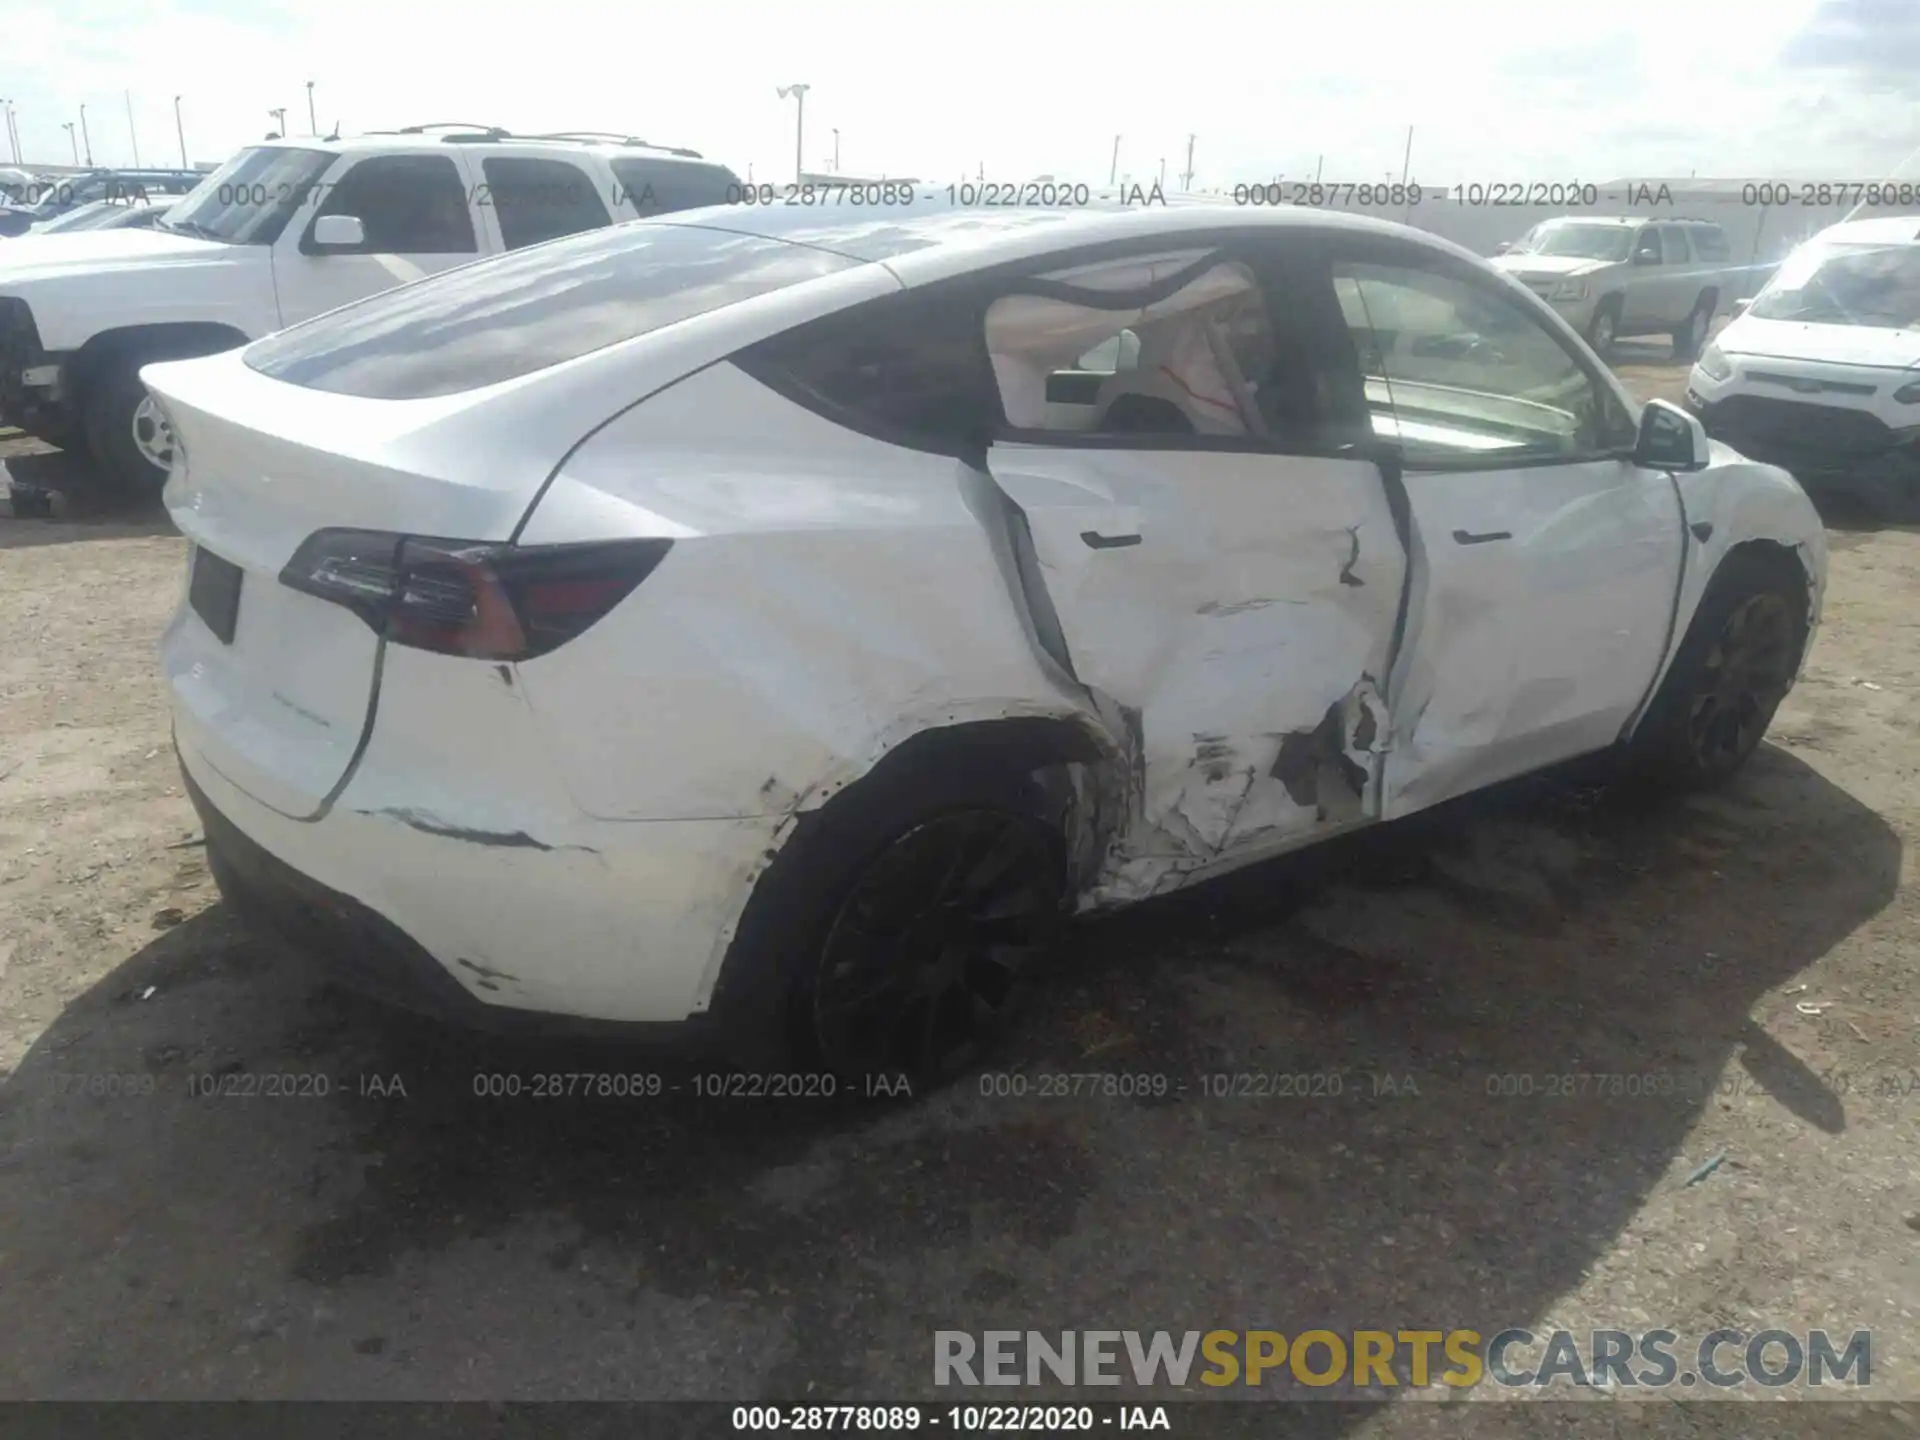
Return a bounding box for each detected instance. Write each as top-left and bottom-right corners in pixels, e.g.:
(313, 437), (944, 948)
(720, 757), (1071, 1097)
(1672, 293), (1716, 361)
(1630, 550), (1809, 789)
(82, 361), (173, 504)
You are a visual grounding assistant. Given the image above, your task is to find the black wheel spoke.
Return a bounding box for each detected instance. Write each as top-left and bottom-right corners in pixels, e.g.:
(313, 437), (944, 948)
(954, 823), (1032, 903)
(811, 806), (1062, 1084)
(1683, 591), (1800, 773)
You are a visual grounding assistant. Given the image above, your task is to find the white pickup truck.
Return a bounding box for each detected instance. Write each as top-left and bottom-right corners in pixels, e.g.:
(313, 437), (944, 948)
(0, 127), (741, 497)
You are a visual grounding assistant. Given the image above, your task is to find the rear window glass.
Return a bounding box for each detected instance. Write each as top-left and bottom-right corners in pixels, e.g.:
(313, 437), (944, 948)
(608, 158), (739, 216)
(244, 223), (863, 399)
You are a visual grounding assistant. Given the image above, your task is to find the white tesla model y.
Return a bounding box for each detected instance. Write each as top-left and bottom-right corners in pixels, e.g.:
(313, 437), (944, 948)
(148, 198), (1827, 1089)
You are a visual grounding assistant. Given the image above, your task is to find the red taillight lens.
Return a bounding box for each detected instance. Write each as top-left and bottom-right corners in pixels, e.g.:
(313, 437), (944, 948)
(280, 529), (672, 660)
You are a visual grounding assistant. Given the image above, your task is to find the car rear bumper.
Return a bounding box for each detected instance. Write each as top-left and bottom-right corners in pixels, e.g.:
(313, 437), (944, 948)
(177, 731), (789, 1046)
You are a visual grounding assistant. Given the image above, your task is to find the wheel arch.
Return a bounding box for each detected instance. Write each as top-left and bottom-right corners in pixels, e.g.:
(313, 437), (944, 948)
(778, 709), (1129, 893)
(67, 322), (251, 398)
(1622, 532), (1820, 744)
(695, 709), (1134, 1053)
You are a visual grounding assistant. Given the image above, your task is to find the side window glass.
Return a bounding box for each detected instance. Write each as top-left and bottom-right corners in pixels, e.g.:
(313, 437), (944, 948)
(1332, 259), (1631, 466)
(483, 157), (612, 250)
(1693, 227), (1730, 262)
(1660, 226), (1691, 264)
(985, 260), (1302, 441)
(1630, 228), (1662, 264)
(307, 155), (476, 254)
(735, 287), (1004, 452)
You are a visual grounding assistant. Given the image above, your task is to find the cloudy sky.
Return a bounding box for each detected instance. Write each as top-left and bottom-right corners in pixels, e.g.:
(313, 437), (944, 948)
(5, 0), (1918, 186)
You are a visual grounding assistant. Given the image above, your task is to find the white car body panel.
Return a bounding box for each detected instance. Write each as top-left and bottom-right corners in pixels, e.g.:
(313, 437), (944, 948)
(149, 203), (1831, 1030)
(984, 441), (1403, 893)
(513, 361), (1079, 825)
(1689, 313), (1920, 439)
(1714, 313), (1920, 369)
(0, 229), (275, 348)
(1383, 456), (1684, 817)
(176, 711), (784, 1022)
(268, 149), (488, 327)
(1659, 446), (1828, 693)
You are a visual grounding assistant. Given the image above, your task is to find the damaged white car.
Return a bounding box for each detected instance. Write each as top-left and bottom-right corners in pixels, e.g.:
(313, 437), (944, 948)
(148, 202), (1827, 1089)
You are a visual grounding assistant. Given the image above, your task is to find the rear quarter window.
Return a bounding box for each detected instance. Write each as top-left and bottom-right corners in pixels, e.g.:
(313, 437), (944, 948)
(735, 283), (1004, 453)
(244, 223), (861, 399)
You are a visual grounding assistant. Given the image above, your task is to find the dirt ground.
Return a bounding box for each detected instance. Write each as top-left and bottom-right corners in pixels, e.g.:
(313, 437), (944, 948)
(0, 337), (1917, 1432)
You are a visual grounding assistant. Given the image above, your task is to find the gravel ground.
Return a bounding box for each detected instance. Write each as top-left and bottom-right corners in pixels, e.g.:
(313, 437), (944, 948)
(0, 337), (1916, 1433)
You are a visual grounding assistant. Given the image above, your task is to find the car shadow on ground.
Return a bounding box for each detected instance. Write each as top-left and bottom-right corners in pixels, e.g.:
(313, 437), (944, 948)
(0, 746), (1901, 1410)
(0, 449), (172, 548)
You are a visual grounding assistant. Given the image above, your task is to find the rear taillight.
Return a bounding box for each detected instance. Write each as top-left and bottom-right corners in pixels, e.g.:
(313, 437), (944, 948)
(280, 529), (672, 660)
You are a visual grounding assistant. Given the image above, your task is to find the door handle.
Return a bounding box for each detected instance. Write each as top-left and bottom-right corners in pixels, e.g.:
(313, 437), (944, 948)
(1452, 528), (1512, 545)
(1081, 530), (1142, 549)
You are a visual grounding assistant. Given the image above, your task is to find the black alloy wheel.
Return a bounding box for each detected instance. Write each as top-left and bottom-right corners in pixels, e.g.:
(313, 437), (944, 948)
(1681, 589), (1800, 779)
(810, 808), (1063, 1087)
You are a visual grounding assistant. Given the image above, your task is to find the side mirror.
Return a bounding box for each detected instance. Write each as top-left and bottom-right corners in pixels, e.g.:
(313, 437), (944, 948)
(311, 214), (365, 248)
(1492, 241), (1510, 255)
(1731, 297), (1752, 318)
(1632, 248), (1661, 266)
(1635, 398), (1711, 472)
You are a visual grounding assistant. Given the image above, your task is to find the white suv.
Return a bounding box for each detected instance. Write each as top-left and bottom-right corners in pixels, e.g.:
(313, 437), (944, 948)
(0, 126), (739, 498)
(146, 200), (1826, 1091)
(1686, 214), (1920, 521)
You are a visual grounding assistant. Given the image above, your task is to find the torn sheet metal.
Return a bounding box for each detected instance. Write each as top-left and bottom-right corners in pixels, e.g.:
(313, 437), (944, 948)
(985, 442), (1408, 906)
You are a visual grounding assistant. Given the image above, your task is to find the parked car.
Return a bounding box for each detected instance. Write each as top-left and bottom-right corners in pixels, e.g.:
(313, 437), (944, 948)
(0, 128), (742, 498)
(0, 167), (43, 205)
(1685, 214), (1920, 520)
(0, 168), (203, 237)
(144, 200), (1827, 1090)
(29, 197), (173, 235)
(1491, 216), (1744, 360)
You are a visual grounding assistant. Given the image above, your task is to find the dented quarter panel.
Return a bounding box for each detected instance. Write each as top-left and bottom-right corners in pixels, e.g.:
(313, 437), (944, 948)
(982, 442), (1406, 895)
(1382, 457), (1686, 818)
(513, 363), (1098, 823)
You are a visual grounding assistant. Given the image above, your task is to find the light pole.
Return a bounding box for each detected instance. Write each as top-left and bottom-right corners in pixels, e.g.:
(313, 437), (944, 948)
(125, 90), (140, 166)
(79, 104), (93, 165)
(776, 84), (809, 184)
(62, 121), (77, 164)
(0, 101), (17, 166)
(1109, 134), (1120, 185)
(306, 81), (317, 135)
(174, 95), (186, 168)
(268, 107), (287, 139)
(1181, 134), (1195, 191)
(831, 127), (840, 172)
